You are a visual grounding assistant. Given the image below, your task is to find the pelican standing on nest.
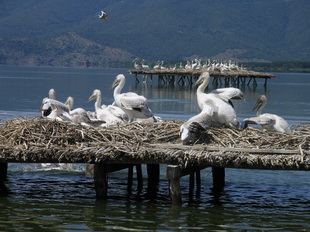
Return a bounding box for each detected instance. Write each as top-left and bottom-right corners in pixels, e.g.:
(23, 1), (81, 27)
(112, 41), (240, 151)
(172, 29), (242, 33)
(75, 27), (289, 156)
(242, 95), (291, 133)
(88, 89), (129, 125)
(110, 74), (155, 122)
(194, 72), (241, 129)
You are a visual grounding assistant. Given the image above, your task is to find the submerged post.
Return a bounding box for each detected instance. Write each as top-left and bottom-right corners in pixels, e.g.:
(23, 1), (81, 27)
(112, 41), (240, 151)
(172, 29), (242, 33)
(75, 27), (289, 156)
(167, 165), (182, 205)
(94, 163), (108, 199)
(212, 167), (225, 193)
(0, 163), (8, 181)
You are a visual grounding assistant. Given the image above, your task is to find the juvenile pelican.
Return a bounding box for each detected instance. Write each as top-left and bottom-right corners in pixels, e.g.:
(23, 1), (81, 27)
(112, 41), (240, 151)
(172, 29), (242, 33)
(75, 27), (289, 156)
(64, 96), (103, 126)
(242, 95), (291, 133)
(180, 104), (213, 145)
(48, 88), (56, 100)
(88, 89), (129, 125)
(110, 74), (154, 121)
(194, 72), (240, 129)
(41, 98), (70, 120)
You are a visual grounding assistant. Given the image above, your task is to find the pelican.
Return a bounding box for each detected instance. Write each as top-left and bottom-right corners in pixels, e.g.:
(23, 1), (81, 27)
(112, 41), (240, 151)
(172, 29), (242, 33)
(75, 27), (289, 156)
(41, 98), (70, 120)
(48, 88), (56, 99)
(97, 10), (107, 20)
(88, 89), (129, 125)
(180, 104), (213, 145)
(141, 59), (150, 70)
(194, 72), (241, 129)
(132, 58), (142, 70)
(242, 95), (291, 133)
(110, 74), (155, 122)
(63, 96), (104, 126)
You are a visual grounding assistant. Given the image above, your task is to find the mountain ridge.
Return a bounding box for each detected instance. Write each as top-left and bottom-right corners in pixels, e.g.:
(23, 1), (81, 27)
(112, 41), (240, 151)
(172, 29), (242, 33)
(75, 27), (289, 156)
(0, 0), (309, 66)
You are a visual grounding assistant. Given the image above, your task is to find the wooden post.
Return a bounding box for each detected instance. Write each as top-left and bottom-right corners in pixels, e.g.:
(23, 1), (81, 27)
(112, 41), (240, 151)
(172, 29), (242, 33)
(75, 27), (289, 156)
(94, 163), (108, 199)
(167, 165), (182, 205)
(146, 164), (160, 199)
(0, 163), (8, 181)
(136, 164), (143, 192)
(212, 167), (225, 193)
(127, 165), (133, 195)
(189, 172), (195, 200)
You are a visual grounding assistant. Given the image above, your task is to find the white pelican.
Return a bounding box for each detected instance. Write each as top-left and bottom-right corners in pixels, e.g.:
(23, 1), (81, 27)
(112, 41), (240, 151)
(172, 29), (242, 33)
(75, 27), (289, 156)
(41, 98), (70, 120)
(110, 74), (155, 122)
(242, 95), (291, 133)
(194, 72), (240, 129)
(88, 89), (129, 125)
(63, 96), (104, 126)
(132, 58), (142, 70)
(180, 104), (213, 145)
(97, 10), (107, 20)
(141, 59), (150, 70)
(48, 88), (56, 100)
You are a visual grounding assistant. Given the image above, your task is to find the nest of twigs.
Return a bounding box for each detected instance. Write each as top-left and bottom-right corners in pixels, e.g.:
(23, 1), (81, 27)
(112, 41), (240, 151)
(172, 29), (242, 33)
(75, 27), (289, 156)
(0, 117), (309, 153)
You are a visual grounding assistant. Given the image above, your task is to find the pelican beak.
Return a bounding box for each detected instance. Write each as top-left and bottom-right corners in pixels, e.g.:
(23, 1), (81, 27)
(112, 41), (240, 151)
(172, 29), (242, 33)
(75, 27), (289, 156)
(88, 94), (95, 102)
(110, 79), (120, 89)
(252, 99), (262, 112)
(193, 76), (203, 87)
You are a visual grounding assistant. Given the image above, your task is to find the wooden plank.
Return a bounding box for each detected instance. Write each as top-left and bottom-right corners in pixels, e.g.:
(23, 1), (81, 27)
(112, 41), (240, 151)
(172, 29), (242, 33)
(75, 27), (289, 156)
(148, 143), (300, 155)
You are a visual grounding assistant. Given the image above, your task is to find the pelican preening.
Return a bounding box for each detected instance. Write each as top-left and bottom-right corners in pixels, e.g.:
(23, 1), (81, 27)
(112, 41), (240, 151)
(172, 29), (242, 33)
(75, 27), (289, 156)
(110, 74), (155, 122)
(98, 10), (108, 20)
(242, 95), (291, 133)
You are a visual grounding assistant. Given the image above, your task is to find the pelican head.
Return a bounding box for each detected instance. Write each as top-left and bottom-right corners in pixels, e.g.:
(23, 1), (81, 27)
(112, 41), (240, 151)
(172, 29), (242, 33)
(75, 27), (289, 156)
(65, 96), (74, 110)
(41, 99), (53, 117)
(252, 95), (267, 116)
(88, 89), (101, 102)
(110, 74), (125, 89)
(194, 71), (210, 87)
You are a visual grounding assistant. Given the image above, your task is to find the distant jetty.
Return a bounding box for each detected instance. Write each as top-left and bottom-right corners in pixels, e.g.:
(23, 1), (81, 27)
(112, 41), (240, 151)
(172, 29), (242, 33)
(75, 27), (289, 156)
(129, 69), (276, 88)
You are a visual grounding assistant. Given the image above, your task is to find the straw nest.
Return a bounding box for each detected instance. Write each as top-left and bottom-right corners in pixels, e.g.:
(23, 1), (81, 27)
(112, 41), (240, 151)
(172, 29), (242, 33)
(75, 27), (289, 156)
(0, 117), (309, 169)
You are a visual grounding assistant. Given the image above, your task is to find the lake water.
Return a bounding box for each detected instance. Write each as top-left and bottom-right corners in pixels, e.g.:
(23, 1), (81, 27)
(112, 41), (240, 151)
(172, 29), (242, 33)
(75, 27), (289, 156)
(0, 65), (309, 231)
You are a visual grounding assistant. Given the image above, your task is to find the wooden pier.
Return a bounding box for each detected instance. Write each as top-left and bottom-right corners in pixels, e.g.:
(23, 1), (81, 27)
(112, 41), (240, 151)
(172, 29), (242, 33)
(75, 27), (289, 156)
(129, 69), (276, 88)
(0, 118), (309, 204)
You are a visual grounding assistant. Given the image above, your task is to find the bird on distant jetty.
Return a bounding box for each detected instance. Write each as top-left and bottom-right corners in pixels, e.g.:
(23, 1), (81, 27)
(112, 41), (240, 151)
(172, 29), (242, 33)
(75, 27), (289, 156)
(194, 72), (241, 129)
(88, 89), (129, 125)
(97, 10), (108, 20)
(110, 74), (155, 122)
(132, 58), (142, 70)
(242, 95), (291, 133)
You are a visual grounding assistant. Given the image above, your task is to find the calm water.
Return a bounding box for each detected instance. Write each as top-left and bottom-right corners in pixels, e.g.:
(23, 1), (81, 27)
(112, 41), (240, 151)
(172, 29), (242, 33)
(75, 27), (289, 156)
(0, 65), (309, 231)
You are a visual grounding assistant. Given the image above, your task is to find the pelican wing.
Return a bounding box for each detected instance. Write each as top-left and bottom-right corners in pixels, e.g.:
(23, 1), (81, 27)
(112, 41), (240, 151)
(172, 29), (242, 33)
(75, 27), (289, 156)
(119, 94), (148, 110)
(243, 115), (275, 126)
(107, 105), (129, 122)
(211, 87), (244, 100)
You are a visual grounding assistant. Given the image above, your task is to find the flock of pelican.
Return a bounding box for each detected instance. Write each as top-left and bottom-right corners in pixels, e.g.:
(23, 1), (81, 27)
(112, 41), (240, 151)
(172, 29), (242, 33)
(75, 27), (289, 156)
(40, 74), (158, 128)
(40, 72), (291, 144)
(132, 58), (246, 73)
